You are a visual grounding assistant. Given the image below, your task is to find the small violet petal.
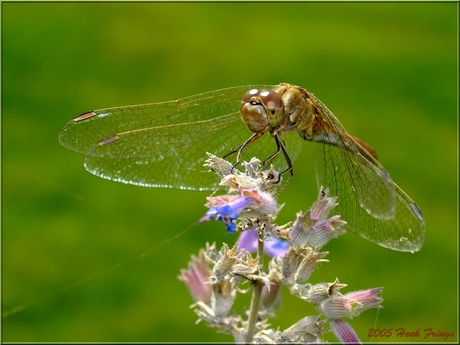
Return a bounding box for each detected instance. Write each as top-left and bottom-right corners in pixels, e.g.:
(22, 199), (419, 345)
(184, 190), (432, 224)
(200, 196), (254, 233)
(237, 229), (258, 252)
(237, 230), (288, 258)
(265, 238), (289, 257)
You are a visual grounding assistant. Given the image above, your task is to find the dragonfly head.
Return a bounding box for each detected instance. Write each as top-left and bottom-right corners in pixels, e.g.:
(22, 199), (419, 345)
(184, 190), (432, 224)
(241, 88), (285, 133)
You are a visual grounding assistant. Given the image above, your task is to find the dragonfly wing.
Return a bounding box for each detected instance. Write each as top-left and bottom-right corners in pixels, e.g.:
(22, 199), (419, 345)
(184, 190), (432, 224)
(309, 93), (397, 217)
(84, 111), (248, 189)
(315, 138), (396, 215)
(59, 84), (285, 190)
(315, 143), (425, 251)
(310, 93), (425, 252)
(58, 85), (263, 155)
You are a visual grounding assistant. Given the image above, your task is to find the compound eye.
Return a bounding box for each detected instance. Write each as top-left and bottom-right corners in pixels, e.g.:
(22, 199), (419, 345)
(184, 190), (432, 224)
(259, 90), (283, 110)
(259, 90), (284, 127)
(242, 88), (262, 104)
(241, 88), (268, 133)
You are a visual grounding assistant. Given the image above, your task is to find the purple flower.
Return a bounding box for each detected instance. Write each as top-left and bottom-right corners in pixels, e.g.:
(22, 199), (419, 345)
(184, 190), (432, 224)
(199, 189), (279, 234)
(238, 229), (289, 257)
(330, 319), (362, 344)
(320, 287), (383, 319)
(178, 251), (212, 305)
(200, 195), (254, 233)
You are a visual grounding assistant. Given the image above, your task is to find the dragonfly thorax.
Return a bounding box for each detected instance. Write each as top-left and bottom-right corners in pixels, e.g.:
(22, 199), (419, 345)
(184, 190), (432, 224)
(271, 84), (320, 139)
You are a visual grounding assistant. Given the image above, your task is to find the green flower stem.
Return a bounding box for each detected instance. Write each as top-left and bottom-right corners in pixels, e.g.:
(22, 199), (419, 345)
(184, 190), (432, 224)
(245, 231), (265, 342)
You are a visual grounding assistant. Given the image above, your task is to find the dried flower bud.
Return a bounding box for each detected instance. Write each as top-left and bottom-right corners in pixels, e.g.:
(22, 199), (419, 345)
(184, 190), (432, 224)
(212, 243), (240, 282)
(204, 152), (234, 177)
(261, 279), (282, 311)
(210, 280), (236, 318)
(289, 187), (346, 248)
(280, 315), (327, 343)
(282, 246), (328, 283)
(305, 279), (347, 305)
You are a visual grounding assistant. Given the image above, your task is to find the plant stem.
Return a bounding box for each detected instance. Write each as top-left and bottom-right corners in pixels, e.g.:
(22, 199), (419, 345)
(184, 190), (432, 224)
(245, 230), (265, 342)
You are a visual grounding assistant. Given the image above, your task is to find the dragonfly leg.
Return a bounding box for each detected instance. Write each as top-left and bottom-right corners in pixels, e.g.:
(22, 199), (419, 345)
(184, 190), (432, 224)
(222, 132), (263, 170)
(222, 132), (294, 191)
(263, 134), (294, 187)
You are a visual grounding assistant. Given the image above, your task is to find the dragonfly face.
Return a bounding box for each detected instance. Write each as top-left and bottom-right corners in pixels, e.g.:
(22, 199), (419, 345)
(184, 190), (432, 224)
(241, 88), (286, 132)
(59, 83), (425, 252)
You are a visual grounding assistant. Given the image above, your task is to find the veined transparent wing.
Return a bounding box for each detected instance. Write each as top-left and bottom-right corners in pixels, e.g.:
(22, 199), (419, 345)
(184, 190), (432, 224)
(58, 85), (302, 190)
(309, 93), (425, 252)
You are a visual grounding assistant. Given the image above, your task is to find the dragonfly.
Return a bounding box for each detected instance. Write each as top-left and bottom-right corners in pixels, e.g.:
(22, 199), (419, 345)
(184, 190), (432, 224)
(59, 83), (425, 252)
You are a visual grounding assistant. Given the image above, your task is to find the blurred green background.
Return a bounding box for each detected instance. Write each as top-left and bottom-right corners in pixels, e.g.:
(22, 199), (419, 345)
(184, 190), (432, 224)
(2, 2), (457, 343)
